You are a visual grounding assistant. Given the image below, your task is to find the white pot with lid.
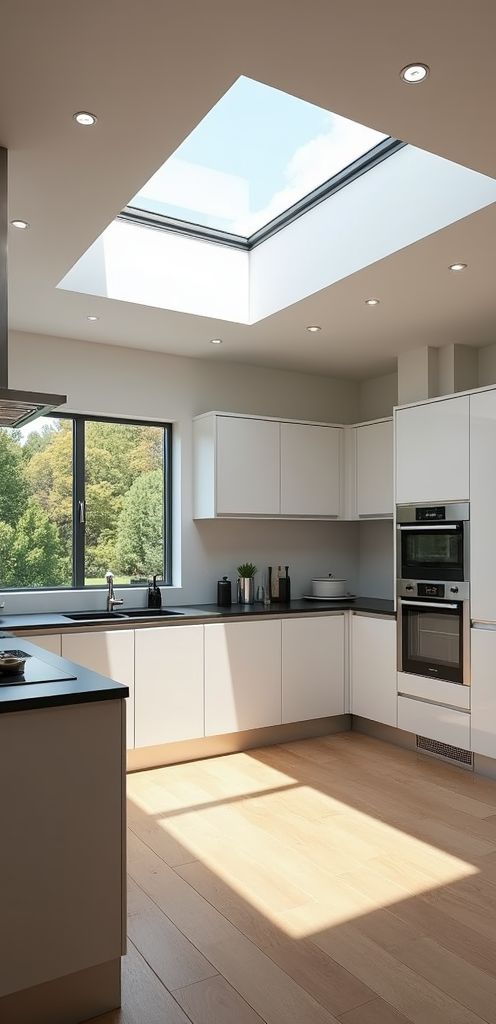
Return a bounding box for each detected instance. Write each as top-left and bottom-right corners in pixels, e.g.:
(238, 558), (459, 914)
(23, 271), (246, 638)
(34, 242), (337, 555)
(311, 573), (347, 598)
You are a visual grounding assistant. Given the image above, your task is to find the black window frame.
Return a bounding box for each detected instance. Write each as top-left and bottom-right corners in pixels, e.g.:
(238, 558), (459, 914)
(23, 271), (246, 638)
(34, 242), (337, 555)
(4, 412), (172, 592)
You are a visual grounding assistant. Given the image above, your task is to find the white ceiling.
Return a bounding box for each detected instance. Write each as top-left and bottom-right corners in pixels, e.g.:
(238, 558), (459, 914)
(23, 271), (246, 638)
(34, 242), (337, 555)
(1, 0), (496, 380)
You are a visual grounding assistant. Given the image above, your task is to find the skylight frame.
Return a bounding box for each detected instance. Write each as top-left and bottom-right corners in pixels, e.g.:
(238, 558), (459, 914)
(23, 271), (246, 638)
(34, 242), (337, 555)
(120, 136), (405, 252)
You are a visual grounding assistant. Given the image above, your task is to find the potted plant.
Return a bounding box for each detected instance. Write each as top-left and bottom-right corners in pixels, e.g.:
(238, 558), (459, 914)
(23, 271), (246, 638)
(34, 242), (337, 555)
(237, 562), (257, 604)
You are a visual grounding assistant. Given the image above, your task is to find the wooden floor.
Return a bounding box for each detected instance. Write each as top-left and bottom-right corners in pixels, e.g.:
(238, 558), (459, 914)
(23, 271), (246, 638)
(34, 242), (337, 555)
(89, 731), (496, 1024)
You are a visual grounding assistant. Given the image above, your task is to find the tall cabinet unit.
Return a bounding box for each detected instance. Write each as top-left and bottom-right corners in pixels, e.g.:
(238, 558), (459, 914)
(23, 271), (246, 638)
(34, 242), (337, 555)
(395, 395), (470, 505)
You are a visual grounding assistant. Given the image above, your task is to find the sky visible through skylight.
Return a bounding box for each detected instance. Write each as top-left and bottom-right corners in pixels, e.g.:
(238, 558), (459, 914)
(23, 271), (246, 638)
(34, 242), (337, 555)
(129, 76), (387, 237)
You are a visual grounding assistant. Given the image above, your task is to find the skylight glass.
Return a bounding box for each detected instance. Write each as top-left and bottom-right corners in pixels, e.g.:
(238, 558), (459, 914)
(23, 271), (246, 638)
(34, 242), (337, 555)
(129, 76), (387, 238)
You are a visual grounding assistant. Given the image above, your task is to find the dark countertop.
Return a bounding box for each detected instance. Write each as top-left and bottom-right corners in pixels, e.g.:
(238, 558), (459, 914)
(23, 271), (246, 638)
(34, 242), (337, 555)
(0, 636), (129, 714)
(0, 596), (395, 633)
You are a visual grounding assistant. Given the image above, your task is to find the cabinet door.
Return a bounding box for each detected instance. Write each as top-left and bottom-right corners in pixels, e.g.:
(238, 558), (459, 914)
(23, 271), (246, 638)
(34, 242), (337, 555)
(356, 421), (393, 517)
(395, 396), (469, 505)
(62, 630), (135, 748)
(216, 416), (280, 515)
(205, 620), (281, 735)
(398, 695), (470, 750)
(351, 615), (397, 727)
(471, 626), (496, 757)
(280, 423), (341, 516)
(19, 633), (61, 656)
(470, 390), (496, 622)
(134, 625), (204, 748)
(282, 615), (344, 723)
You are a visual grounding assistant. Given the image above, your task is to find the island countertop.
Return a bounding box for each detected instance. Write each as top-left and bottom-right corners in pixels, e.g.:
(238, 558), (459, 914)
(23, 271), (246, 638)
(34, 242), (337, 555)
(0, 636), (129, 714)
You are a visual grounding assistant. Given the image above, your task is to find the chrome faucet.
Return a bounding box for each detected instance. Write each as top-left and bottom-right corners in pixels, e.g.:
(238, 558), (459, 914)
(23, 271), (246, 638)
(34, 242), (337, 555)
(105, 571), (124, 612)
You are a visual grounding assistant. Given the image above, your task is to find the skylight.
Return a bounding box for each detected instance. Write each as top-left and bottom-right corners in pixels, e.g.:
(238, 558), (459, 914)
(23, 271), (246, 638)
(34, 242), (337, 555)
(127, 76), (389, 241)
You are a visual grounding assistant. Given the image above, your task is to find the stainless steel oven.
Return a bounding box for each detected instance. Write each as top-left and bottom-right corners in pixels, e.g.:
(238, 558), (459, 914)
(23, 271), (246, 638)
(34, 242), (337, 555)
(396, 502), (469, 583)
(397, 580), (470, 686)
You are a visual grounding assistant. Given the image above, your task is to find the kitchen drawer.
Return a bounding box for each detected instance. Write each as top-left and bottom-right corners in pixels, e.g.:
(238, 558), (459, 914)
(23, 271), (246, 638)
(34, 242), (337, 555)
(397, 695), (470, 750)
(397, 671), (470, 711)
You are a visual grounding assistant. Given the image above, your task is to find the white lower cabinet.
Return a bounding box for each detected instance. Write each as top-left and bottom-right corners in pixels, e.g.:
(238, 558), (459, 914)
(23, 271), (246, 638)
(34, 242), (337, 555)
(205, 619), (282, 736)
(397, 695), (470, 750)
(134, 625), (204, 748)
(19, 633), (62, 656)
(351, 614), (397, 727)
(471, 626), (496, 758)
(61, 630), (135, 748)
(282, 615), (344, 722)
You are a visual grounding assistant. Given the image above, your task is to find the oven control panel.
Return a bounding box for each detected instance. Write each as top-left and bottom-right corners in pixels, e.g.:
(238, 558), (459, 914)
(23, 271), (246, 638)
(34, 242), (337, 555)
(397, 579), (470, 601)
(416, 506), (445, 521)
(418, 582), (445, 598)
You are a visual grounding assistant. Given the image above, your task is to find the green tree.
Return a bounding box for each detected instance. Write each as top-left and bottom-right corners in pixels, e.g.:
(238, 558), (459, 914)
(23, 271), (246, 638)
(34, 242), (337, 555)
(12, 502), (65, 587)
(0, 429), (29, 526)
(25, 420), (73, 561)
(115, 469), (163, 577)
(0, 521), (15, 587)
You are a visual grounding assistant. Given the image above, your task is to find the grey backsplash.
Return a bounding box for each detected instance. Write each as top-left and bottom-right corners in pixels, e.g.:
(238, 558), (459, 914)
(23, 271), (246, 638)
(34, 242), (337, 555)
(358, 519), (394, 600)
(192, 518), (361, 603)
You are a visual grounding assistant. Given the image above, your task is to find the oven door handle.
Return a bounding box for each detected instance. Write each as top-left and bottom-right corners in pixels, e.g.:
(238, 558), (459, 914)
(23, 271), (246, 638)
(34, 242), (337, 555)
(400, 600), (459, 609)
(397, 524), (459, 531)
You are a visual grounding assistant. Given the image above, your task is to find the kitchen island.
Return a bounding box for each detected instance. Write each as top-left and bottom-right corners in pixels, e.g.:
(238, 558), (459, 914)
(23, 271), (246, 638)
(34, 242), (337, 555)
(0, 636), (128, 1024)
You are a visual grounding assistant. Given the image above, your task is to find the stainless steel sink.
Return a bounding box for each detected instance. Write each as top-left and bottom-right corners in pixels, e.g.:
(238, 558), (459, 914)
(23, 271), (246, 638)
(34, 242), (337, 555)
(122, 609), (185, 619)
(64, 611), (128, 622)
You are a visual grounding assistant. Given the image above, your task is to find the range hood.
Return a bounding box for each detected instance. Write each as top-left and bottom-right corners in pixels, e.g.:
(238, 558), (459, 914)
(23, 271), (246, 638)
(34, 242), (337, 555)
(0, 146), (66, 428)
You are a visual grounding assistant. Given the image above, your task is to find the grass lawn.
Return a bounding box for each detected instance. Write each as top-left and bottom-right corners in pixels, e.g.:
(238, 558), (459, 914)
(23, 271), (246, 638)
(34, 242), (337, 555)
(84, 576), (131, 586)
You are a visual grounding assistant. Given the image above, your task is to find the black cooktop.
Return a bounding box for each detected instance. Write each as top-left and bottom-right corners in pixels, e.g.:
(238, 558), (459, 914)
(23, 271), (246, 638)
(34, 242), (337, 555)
(0, 650), (77, 687)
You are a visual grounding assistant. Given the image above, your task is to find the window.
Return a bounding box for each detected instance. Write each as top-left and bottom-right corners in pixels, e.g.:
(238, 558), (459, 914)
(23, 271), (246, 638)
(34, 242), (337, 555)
(0, 415), (171, 590)
(125, 75), (393, 245)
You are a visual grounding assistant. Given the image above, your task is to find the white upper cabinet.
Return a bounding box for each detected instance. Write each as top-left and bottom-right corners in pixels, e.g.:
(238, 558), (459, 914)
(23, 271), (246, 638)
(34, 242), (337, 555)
(134, 625), (204, 748)
(470, 389), (496, 623)
(216, 415), (280, 516)
(204, 619), (281, 735)
(395, 396), (470, 505)
(61, 630), (135, 749)
(356, 420), (393, 518)
(280, 423), (341, 517)
(282, 615), (344, 722)
(351, 614), (397, 727)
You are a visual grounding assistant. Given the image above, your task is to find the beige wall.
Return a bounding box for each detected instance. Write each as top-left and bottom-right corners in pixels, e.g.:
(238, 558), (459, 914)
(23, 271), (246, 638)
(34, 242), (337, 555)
(5, 330), (363, 611)
(359, 372), (397, 420)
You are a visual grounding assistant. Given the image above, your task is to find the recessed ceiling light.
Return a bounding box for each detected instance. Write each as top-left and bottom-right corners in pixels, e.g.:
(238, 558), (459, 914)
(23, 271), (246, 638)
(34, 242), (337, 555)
(86, 315), (99, 322)
(449, 262), (467, 272)
(400, 63), (430, 84)
(10, 219), (29, 230)
(73, 111), (97, 126)
(210, 338), (223, 345)
(306, 325), (321, 332)
(365, 298), (380, 306)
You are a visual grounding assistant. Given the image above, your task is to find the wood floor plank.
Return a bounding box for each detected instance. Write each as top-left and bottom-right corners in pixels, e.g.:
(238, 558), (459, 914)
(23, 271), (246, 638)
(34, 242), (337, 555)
(393, 935), (496, 1023)
(339, 996), (412, 1023)
(177, 858), (376, 1017)
(175, 975), (266, 1024)
(127, 876), (218, 990)
(128, 830), (341, 1024)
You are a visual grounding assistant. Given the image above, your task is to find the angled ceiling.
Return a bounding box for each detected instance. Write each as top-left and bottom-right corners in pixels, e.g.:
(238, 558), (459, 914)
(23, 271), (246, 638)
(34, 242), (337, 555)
(1, 0), (495, 379)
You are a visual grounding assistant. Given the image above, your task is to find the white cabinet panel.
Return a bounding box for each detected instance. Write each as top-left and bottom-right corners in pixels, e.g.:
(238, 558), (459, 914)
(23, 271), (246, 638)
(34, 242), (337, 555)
(205, 620), (281, 735)
(351, 615), (397, 727)
(397, 695), (470, 750)
(282, 615), (344, 723)
(356, 420), (393, 517)
(280, 423), (341, 517)
(19, 633), (61, 656)
(396, 396), (469, 505)
(470, 390), (496, 622)
(62, 630), (135, 748)
(134, 625), (204, 748)
(397, 670), (470, 711)
(471, 627), (496, 758)
(216, 416), (280, 516)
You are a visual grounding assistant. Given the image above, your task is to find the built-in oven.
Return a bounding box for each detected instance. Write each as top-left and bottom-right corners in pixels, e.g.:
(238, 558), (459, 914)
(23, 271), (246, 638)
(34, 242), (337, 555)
(397, 580), (470, 686)
(396, 502), (469, 583)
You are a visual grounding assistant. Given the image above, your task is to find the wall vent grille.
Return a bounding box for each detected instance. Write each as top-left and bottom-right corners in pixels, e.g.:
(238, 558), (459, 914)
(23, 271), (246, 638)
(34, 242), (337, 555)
(416, 734), (473, 769)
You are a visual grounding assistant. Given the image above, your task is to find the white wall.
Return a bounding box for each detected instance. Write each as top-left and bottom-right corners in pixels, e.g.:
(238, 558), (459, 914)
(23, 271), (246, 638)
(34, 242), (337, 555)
(359, 372), (397, 421)
(4, 330), (361, 612)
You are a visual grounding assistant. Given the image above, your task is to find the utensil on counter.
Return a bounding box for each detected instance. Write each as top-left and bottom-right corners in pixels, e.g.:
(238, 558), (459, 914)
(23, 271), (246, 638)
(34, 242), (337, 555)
(0, 650), (27, 674)
(311, 573), (348, 598)
(217, 576), (232, 607)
